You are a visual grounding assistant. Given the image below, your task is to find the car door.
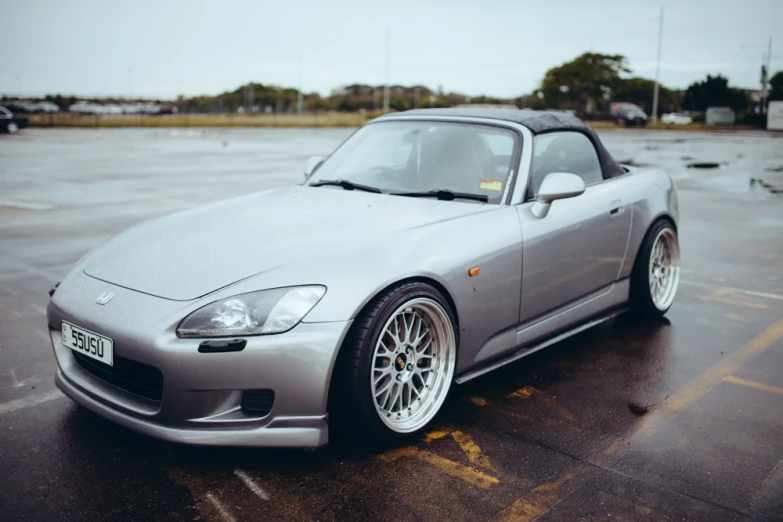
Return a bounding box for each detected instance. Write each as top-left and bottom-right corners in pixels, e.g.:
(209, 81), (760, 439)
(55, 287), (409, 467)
(515, 131), (632, 326)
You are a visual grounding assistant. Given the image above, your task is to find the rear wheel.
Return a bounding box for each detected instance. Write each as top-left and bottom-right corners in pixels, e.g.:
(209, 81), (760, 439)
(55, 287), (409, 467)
(331, 282), (457, 446)
(630, 220), (680, 317)
(7, 122), (18, 134)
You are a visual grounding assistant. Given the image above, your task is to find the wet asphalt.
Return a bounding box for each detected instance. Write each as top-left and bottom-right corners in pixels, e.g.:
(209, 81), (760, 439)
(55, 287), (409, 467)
(1, 127), (782, 521)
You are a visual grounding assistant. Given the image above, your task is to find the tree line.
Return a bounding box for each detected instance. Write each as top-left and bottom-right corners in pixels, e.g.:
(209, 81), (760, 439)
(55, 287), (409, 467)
(11, 53), (783, 117)
(171, 52), (780, 117)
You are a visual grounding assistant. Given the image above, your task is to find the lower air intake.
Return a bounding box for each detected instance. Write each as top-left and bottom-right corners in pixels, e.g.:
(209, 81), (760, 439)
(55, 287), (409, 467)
(241, 389), (275, 416)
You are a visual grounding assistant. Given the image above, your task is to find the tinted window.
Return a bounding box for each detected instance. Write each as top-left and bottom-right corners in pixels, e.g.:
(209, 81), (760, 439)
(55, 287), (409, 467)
(528, 131), (602, 198)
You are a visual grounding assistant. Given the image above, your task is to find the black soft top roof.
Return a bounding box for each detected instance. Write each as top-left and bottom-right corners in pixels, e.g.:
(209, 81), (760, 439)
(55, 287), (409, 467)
(385, 108), (626, 179)
(390, 108), (589, 134)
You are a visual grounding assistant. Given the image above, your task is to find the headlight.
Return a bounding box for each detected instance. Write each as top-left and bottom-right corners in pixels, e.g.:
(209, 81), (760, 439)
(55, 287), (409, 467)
(177, 286), (326, 338)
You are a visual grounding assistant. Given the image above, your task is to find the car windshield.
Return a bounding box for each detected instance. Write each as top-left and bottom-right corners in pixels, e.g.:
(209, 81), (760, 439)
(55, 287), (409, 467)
(307, 121), (519, 204)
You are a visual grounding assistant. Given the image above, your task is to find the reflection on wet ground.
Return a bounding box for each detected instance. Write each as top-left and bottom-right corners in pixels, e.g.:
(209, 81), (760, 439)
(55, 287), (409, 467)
(1, 128), (782, 521)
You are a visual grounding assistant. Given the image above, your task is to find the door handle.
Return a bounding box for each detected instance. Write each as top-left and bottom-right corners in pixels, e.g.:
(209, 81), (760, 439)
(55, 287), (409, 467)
(609, 199), (624, 216)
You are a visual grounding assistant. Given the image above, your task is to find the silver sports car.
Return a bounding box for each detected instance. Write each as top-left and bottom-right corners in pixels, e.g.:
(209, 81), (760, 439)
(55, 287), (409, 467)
(47, 108), (680, 447)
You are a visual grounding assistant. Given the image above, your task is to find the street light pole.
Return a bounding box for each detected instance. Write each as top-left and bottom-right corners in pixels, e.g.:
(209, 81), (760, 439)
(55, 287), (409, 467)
(297, 54), (304, 114)
(651, 6), (664, 124)
(383, 28), (390, 113)
(762, 37), (772, 114)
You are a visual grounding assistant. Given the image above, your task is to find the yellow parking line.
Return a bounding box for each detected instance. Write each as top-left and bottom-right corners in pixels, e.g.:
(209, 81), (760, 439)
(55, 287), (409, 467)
(697, 289), (769, 309)
(493, 317), (783, 521)
(423, 428), (496, 470)
(379, 447), (499, 489)
(723, 374), (783, 396)
(507, 386), (576, 423)
(489, 470), (583, 522)
(626, 317), (783, 445)
(451, 430), (496, 471)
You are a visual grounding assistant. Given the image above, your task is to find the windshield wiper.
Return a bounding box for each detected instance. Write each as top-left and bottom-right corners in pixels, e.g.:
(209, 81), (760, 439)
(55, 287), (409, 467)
(309, 179), (382, 193)
(390, 189), (489, 203)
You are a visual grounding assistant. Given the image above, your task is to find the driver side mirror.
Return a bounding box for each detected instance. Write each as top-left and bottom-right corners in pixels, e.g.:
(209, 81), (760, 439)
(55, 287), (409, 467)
(531, 172), (586, 218)
(304, 156), (324, 179)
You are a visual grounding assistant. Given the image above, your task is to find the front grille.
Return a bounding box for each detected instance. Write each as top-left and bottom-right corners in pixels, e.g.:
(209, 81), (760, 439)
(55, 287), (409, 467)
(73, 352), (163, 403)
(241, 389), (275, 416)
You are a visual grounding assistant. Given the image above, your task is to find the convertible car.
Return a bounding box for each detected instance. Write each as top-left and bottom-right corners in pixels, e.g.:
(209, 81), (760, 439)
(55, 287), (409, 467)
(47, 108), (680, 447)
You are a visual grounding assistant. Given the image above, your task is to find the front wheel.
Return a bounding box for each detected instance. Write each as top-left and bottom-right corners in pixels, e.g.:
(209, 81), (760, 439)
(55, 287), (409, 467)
(331, 282), (457, 446)
(630, 220), (681, 317)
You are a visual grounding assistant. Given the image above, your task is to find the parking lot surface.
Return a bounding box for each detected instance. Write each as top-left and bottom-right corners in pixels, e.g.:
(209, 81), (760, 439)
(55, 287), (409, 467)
(1, 128), (782, 521)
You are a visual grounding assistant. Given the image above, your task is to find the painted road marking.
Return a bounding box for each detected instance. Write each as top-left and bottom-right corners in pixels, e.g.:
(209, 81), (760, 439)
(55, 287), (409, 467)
(451, 430), (496, 471)
(383, 428), (497, 484)
(696, 289), (769, 309)
(0, 389), (64, 415)
(723, 375), (783, 396)
(421, 428), (495, 470)
(507, 386), (576, 423)
(204, 493), (236, 522)
(235, 470), (270, 501)
(625, 317), (783, 446)
(466, 395), (584, 435)
(492, 317), (783, 521)
(0, 199), (56, 211)
(379, 446), (499, 489)
(680, 280), (783, 301)
(490, 469), (583, 522)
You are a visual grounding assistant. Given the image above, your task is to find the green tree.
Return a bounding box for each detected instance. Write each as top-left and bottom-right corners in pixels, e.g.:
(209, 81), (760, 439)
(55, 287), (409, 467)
(682, 74), (748, 112)
(539, 53), (630, 116)
(612, 77), (680, 115)
(769, 70), (783, 101)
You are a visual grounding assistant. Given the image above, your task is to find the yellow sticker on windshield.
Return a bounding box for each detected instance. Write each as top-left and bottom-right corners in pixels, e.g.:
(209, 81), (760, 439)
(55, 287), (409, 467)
(479, 179), (503, 192)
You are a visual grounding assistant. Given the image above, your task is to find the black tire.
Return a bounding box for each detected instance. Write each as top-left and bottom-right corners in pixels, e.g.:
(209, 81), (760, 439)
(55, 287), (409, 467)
(630, 219), (680, 318)
(329, 281), (457, 447)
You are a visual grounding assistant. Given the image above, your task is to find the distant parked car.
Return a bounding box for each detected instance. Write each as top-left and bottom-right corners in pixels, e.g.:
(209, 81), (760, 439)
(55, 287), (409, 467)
(69, 102), (98, 114)
(661, 113), (692, 125)
(35, 101), (61, 113)
(159, 104), (177, 115)
(0, 107), (29, 134)
(615, 106), (648, 126)
(0, 99), (26, 113)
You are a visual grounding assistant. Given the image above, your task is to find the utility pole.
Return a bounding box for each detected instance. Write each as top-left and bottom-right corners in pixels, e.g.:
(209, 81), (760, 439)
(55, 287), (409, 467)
(297, 54), (304, 114)
(383, 28), (390, 112)
(651, 6), (664, 124)
(761, 37), (772, 114)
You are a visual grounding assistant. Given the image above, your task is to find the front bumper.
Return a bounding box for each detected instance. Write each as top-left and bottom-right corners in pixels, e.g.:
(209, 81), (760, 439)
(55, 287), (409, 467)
(48, 273), (351, 447)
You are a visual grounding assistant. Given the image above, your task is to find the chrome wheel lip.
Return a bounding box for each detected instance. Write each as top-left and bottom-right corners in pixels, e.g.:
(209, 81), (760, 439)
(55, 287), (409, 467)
(370, 297), (455, 434)
(649, 227), (680, 311)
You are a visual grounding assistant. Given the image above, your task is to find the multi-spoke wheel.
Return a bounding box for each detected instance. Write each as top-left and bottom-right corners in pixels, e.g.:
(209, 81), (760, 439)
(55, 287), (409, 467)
(631, 220), (680, 317)
(371, 298), (455, 433)
(330, 282), (457, 445)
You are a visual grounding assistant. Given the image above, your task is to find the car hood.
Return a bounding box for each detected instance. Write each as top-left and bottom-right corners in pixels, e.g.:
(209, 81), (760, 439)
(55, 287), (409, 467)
(83, 185), (493, 301)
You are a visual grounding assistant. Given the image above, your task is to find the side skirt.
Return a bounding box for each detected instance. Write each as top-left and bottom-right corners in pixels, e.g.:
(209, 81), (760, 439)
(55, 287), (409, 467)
(454, 307), (628, 385)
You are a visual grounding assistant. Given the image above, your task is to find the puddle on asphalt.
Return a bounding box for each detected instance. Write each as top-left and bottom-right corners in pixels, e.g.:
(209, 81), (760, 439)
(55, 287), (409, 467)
(687, 162), (720, 169)
(628, 402), (650, 416)
(750, 178), (783, 194)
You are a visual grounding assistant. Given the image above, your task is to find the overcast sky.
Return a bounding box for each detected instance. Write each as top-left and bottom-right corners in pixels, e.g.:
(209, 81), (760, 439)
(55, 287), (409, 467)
(2, 0), (782, 99)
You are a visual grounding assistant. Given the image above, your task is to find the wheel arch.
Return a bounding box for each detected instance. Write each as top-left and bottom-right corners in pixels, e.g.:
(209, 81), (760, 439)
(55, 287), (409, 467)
(325, 275), (460, 417)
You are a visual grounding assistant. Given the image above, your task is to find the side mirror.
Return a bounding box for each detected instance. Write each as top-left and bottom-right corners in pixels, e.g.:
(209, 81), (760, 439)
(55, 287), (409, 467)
(304, 156), (324, 179)
(531, 172), (586, 218)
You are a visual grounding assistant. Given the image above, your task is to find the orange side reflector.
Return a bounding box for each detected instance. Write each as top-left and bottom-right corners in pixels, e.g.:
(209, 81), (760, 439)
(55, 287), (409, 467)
(468, 266), (480, 277)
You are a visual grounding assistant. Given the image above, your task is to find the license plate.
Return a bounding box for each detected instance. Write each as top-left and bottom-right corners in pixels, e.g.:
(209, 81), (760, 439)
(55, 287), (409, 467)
(62, 321), (114, 366)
